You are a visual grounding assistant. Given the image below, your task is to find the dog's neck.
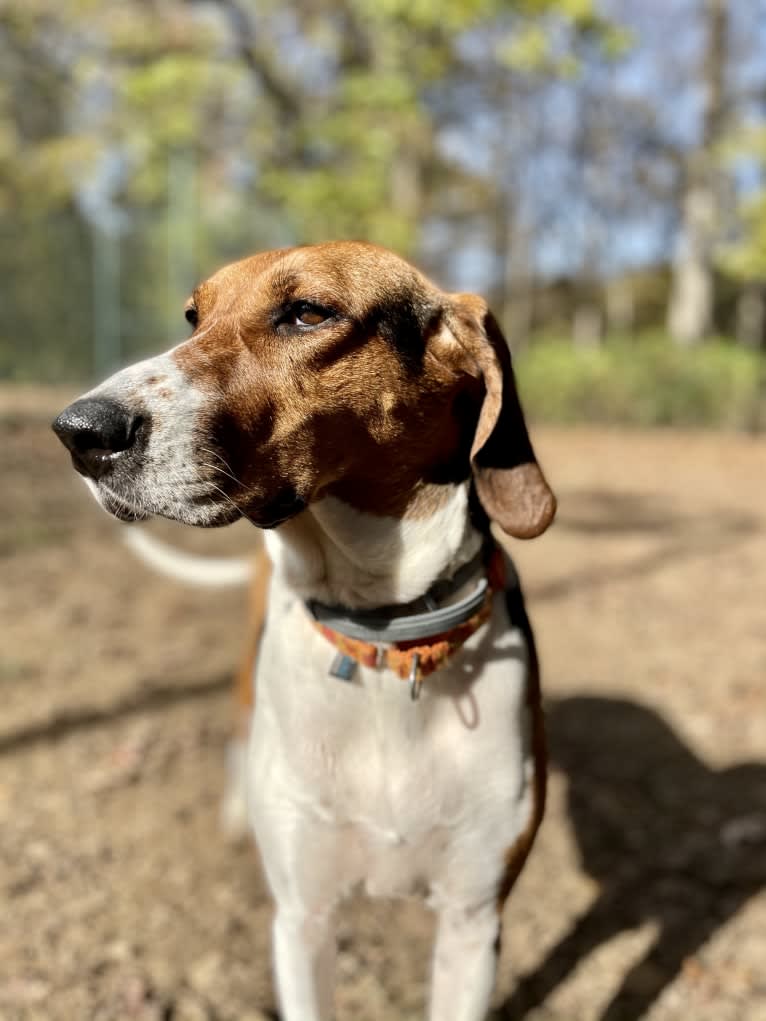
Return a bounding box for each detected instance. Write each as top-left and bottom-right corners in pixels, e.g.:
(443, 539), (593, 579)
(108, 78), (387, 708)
(263, 482), (483, 609)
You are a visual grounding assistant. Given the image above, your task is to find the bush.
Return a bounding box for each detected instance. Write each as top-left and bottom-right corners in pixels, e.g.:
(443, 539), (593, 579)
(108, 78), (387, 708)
(515, 334), (766, 430)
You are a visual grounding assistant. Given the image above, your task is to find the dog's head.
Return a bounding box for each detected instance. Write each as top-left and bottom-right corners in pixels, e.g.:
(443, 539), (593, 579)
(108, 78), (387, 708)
(53, 242), (554, 536)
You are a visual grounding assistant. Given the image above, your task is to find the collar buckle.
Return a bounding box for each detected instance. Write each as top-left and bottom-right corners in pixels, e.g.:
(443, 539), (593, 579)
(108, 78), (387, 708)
(409, 653), (422, 701)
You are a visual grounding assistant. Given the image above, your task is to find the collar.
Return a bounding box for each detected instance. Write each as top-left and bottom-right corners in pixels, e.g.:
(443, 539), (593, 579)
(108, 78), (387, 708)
(305, 544), (507, 699)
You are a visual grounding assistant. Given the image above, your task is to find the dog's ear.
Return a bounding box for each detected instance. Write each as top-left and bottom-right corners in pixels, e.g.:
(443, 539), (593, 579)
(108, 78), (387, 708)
(448, 293), (556, 539)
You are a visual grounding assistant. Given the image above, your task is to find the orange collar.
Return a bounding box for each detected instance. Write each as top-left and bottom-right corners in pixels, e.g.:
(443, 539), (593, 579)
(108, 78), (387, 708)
(311, 547), (506, 699)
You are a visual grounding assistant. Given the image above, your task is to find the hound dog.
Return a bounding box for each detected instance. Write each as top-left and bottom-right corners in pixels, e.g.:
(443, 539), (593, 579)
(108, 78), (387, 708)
(53, 242), (556, 1021)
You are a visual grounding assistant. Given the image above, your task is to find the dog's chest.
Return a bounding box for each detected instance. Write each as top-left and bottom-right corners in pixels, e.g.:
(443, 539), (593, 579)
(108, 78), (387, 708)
(249, 591), (533, 899)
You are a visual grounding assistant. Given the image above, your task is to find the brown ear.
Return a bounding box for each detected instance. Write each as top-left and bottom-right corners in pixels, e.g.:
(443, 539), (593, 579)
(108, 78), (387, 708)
(449, 294), (556, 539)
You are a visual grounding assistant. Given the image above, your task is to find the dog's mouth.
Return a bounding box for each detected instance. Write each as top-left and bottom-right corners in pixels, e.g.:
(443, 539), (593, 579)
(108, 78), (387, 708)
(101, 493), (152, 523)
(88, 478), (244, 529)
(84, 479), (151, 523)
(240, 489), (308, 530)
(81, 450), (309, 531)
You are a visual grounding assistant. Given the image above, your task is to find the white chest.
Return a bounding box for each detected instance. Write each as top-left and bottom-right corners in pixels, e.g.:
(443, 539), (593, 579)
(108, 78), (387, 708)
(248, 587), (535, 904)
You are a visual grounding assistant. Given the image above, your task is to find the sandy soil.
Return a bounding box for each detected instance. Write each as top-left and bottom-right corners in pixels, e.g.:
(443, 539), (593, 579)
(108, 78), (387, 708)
(0, 387), (764, 1020)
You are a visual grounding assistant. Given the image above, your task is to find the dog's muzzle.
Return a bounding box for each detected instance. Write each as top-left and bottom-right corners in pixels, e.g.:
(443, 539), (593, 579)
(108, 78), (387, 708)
(52, 397), (148, 481)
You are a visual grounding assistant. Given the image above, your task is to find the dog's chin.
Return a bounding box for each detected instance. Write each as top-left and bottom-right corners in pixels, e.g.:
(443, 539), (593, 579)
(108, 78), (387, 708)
(145, 501), (243, 529)
(89, 477), (305, 531)
(104, 499), (152, 523)
(179, 503), (243, 528)
(84, 481), (151, 523)
(90, 482), (242, 529)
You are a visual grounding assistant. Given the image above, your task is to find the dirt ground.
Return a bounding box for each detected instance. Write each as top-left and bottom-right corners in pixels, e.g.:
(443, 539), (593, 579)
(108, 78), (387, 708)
(0, 386), (764, 1021)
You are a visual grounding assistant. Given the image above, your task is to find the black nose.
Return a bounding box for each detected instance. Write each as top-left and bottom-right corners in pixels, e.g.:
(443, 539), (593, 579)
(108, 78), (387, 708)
(52, 398), (144, 480)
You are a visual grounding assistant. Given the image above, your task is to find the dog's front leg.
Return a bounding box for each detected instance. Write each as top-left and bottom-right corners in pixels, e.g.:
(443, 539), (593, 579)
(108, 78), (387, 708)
(272, 902), (336, 1021)
(429, 900), (501, 1021)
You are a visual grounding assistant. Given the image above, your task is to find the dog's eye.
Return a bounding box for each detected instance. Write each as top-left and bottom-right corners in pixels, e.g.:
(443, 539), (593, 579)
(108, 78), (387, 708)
(296, 308), (327, 326)
(185, 306), (198, 328)
(277, 302), (332, 330)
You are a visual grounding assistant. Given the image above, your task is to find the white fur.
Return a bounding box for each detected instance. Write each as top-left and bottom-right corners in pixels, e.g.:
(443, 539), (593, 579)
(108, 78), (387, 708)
(69, 342), (540, 1020)
(264, 485), (483, 608)
(247, 495), (536, 1021)
(78, 348), (238, 527)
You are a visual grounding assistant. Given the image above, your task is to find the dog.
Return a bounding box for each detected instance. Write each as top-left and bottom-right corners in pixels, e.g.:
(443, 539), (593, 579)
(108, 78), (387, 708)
(52, 241), (556, 1021)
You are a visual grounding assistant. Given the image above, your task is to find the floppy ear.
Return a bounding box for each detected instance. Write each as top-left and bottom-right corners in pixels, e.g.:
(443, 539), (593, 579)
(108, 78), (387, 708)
(448, 293), (556, 539)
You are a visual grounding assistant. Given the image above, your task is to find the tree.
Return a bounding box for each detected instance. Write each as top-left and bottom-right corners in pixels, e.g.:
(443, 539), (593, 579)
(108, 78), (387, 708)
(1, 0), (621, 379)
(666, 0), (730, 347)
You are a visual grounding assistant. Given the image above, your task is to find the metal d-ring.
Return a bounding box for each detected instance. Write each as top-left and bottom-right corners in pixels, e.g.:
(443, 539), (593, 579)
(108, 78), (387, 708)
(409, 653), (422, 701)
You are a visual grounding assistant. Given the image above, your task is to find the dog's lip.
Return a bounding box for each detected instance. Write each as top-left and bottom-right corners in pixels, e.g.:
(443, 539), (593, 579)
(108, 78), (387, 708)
(99, 489), (151, 522)
(88, 475), (153, 523)
(256, 513), (292, 529)
(114, 507), (151, 522)
(69, 448), (120, 478)
(245, 494), (308, 530)
(190, 503), (242, 528)
(256, 508), (303, 529)
(96, 481), (299, 530)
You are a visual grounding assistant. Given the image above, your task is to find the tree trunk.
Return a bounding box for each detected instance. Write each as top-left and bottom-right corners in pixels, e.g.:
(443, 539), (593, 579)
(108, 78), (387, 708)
(736, 283), (766, 350)
(606, 276), (635, 335)
(572, 304), (603, 350)
(667, 181), (718, 345)
(667, 0), (728, 346)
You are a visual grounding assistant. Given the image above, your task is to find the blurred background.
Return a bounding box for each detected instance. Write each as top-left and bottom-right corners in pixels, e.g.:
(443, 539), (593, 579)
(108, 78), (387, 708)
(2, 0), (766, 417)
(1, 2), (764, 1020)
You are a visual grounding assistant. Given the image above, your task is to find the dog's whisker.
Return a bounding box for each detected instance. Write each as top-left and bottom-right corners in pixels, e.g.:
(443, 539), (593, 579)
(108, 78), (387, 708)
(198, 445), (242, 482)
(204, 478), (262, 529)
(198, 460), (243, 487)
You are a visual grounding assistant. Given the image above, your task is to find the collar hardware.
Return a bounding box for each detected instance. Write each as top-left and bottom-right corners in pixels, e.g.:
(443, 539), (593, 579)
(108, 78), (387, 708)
(329, 651), (357, 682)
(308, 545), (507, 696)
(409, 653), (423, 701)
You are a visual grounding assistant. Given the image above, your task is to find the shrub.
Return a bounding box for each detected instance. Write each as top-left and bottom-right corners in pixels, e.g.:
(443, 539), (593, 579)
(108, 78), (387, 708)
(515, 334), (765, 430)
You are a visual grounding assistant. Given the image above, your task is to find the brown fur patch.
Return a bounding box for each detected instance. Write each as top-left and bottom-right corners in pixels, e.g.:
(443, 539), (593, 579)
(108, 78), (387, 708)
(449, 297), (556, 539)
(401, 482), (458, 520)
(169, 241), (553, 532)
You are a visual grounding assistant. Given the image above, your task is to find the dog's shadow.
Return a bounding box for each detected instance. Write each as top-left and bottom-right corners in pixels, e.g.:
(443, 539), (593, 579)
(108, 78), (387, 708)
(500, 695), (766, 1020)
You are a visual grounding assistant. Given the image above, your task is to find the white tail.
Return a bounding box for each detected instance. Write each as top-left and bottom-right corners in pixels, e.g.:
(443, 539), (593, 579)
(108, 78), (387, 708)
(122, 526), (252, 588)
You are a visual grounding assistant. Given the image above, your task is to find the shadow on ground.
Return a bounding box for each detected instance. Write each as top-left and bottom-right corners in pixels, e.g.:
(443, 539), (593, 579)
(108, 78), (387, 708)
(527, 487), (760, 604)
(500, 695), (766, 1021)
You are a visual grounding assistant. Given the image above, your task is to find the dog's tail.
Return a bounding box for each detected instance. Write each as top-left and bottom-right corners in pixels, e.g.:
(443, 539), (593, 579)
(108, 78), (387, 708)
(122, 526), (252, 587)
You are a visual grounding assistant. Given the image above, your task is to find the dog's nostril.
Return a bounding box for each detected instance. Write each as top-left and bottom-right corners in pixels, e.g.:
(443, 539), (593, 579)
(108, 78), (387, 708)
(126, 414), (145, 450)
(52, 398), (145, 480)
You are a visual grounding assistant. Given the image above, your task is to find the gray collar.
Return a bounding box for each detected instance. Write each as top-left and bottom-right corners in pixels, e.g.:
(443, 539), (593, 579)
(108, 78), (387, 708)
(305, 548), (489, 644)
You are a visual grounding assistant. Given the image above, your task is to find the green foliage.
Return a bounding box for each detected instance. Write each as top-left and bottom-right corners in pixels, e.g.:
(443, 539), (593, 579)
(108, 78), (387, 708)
(515, 334), (765, 429)
(721, 127), (766, 281)
(721, 195), (766, 281)
(0, 0), (631, 383)
(0, 209), (93, 380)
(0, 0), (621, 229)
